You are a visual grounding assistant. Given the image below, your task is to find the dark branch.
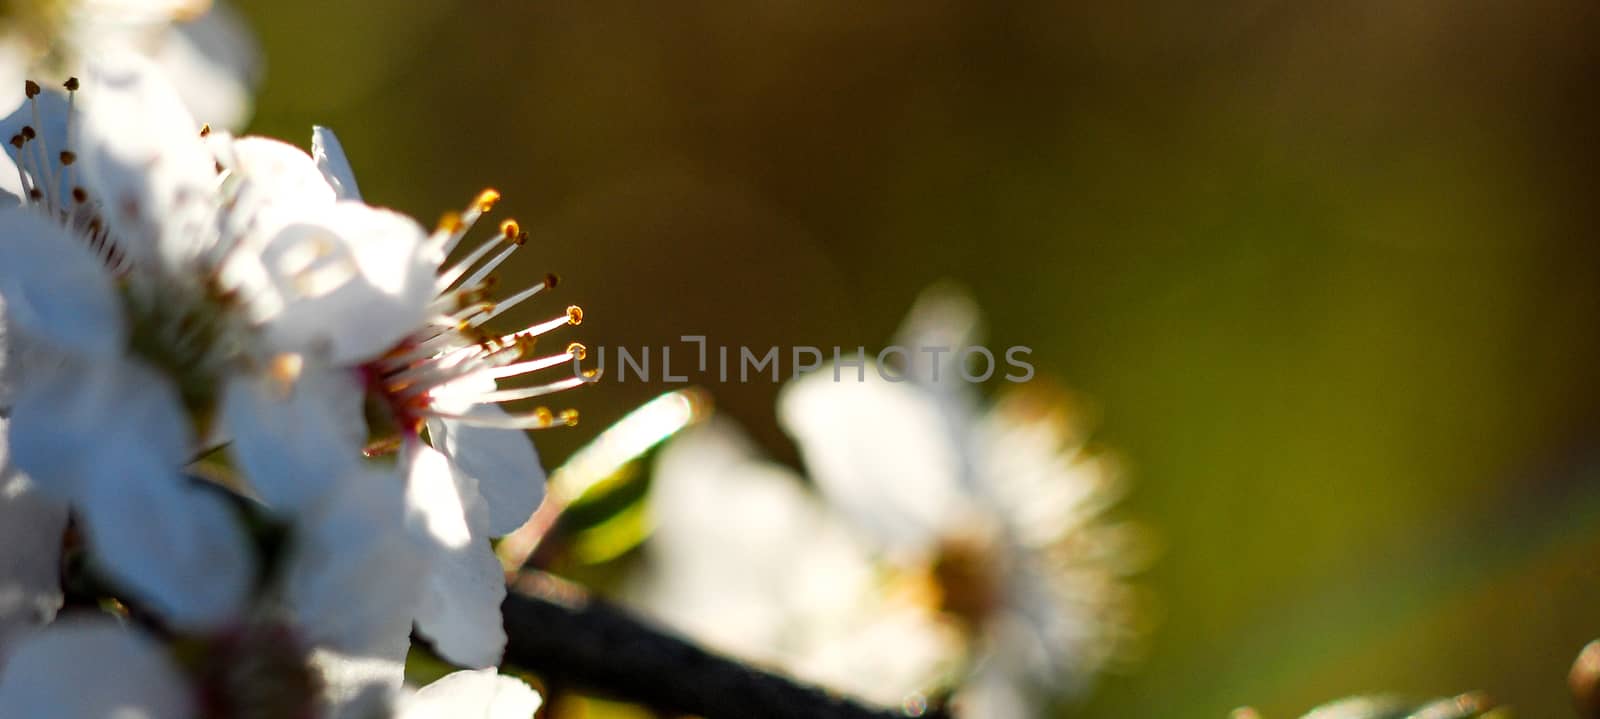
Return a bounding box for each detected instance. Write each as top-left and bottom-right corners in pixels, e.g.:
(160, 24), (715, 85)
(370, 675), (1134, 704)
(500, 573), (948, 719)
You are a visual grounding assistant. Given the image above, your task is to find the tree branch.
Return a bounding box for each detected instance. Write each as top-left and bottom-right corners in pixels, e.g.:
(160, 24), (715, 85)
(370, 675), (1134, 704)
(500, 573), (946, 719)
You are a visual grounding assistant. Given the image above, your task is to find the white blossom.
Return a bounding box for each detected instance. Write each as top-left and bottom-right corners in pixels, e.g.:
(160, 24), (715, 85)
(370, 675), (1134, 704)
(309, 128), (590, 667)
(777, 286), (1148, 715)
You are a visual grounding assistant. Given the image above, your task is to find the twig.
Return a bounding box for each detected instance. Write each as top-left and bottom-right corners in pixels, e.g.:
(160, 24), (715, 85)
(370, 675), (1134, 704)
(500, 573), (947, 719)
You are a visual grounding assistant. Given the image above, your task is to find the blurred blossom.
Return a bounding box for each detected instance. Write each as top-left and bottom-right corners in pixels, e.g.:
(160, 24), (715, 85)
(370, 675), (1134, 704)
(625, 417), (965, 708)
(777, 285), (1149, 715)
(0, 0), (260, 130)
(622, 286), (1147, 716)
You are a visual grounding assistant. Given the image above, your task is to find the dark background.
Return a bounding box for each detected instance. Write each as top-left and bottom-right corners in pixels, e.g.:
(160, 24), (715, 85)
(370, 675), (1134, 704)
(235, 2), (1600, 716)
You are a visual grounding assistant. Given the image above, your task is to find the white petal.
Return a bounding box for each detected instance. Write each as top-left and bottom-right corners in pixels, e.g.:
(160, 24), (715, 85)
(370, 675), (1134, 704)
(312, 126), (362, 201)
(0, 423), (66, 669)
(405, 443), (474, 551)
(0, 619), (194, 719)
(412, 541), (507, 669)
(150, 2), (261, 131)
(0, 208), (124, 357)
(289, 465), (423, 659)
(891, 283), (984, 391)
(431, 415), (545, 537)
(311, 649), (405, 719)
(220, 135), (337, 233)
(777, 369), (968, 553)
(79, 476), (254, 630)
(401, 669), (542, 719)
(78, 52), (219, 268)
(406, 444), (506, 668)
(259, 201), (437, 363)
(221, 365), (365, 513)
(6, 359), (188, 503)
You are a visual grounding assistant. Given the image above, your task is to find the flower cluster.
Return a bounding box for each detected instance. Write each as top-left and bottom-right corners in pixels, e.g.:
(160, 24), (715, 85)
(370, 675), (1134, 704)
(0, 47), (585, 719)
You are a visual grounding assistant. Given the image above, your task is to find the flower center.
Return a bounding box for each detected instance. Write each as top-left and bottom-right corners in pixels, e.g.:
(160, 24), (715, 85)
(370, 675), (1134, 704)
(928, 531), (1006, 631)
(358, 191), (591, 455)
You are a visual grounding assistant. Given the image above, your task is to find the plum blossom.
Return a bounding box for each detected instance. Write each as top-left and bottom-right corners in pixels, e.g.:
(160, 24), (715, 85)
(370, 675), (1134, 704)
(309, 128), (590, 667)
(777, 286), (1149, 716)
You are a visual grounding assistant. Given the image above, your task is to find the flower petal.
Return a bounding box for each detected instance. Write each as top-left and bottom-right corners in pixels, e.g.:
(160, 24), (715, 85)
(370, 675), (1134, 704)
(7, 358), (188, 503)
(289, 465), (423, 659)
(311, 649), (405, 719)
(79, 476), (255, 630)
(148, 1), (261, 131)
(401, 669), (542, 719)
(218, 135), (337, 235)
(259, 201), (437, 363)
(0, 208), (124, 357)
(777, 368), (967, 554)
(431, 416), (545, 537)
(312, 126), (362, 201)
(405, 443), (507, 668)
(0, 424), (67, 669)
(0, 618), (194, 719)
(78, 52), (218, 268)
(221, 365), (365, 513)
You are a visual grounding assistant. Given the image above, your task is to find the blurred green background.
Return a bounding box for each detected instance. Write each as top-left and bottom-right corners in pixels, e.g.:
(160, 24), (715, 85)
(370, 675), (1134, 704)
(234, 1), (1600, 716)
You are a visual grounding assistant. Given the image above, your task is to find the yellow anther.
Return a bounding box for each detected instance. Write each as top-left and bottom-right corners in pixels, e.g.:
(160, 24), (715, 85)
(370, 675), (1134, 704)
(474, 188), (501, 212)
(566, 305), (583, 325)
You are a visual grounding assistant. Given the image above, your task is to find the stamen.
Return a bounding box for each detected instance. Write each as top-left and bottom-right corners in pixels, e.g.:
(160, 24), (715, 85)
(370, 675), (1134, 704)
(435, 235), (507, 292)
(471, 347), (583, 382)
(433, 405), (581, 429)
(27, 95), (60, 212)
(430, 189), (501, 257)
(437, 374), (593, 404)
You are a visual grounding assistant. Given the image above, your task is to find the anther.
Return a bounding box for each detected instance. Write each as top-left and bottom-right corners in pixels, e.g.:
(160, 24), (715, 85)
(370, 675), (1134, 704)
(59, 151), (75, 165)
(499, 219), (520, 239)
(566, 342), (587, 361)
(71, 187), (86, 203)
(20, 126), (35, 140)
(533, 407), (555, 427)
(475, 188), (501, 212)
(199, 123), (211, 138)
(28, 189), (41, 200)
(23, 81), (39, 99)
(559, 409), (580, 426)
(8, 135), (21, 149)
(437, 212), (463, 234)
(544, 273), (560, 289)
(63, 77), (79, 92)
(566, 305), (583, 325)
